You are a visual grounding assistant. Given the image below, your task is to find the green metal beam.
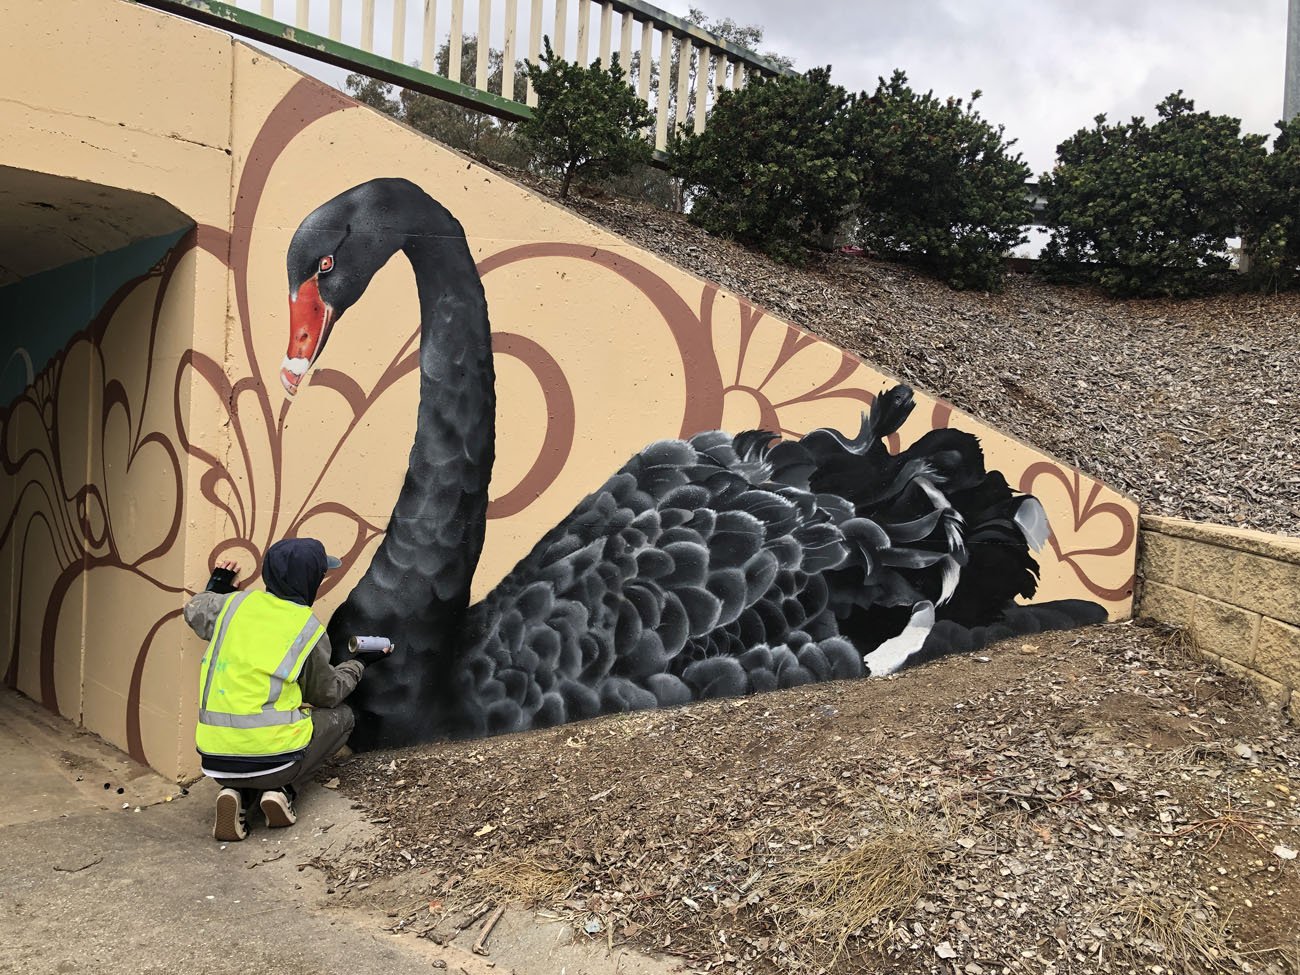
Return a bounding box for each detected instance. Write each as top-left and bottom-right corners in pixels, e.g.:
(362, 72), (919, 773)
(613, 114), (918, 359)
(130, 0), (533, 122)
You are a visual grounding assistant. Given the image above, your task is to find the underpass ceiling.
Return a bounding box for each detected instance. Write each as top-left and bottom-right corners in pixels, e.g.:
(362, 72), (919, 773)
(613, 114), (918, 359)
(0, 167), (191, 287)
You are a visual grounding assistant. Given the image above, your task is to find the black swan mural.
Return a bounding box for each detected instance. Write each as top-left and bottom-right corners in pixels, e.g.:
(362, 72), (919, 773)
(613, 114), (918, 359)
(280, 179), (1106, 751)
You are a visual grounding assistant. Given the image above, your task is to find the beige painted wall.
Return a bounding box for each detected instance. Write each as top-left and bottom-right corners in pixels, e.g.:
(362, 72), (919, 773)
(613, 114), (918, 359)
(1, 247), (210, 772)
(0, 0), (1139, 779)
(1138, 515), (1300, 718)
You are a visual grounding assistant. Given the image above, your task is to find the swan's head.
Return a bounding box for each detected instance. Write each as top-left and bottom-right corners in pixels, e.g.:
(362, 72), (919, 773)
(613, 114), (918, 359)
(282, 179), (424, 396)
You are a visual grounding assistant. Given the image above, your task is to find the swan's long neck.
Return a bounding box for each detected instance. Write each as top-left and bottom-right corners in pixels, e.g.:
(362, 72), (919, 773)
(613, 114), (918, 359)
(327, 222), (494, 743)
(392, 229), (495, 612)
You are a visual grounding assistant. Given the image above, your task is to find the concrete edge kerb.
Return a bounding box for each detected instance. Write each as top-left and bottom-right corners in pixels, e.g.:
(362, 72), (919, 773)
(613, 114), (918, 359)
(1141, 515), (1300, 567)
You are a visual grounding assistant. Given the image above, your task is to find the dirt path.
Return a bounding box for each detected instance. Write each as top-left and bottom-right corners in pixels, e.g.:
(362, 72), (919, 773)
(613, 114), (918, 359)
(326, 623), (1300, 974)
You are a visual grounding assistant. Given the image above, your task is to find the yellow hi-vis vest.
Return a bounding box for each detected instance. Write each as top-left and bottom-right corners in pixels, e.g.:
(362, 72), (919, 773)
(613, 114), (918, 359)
(195, 590), (323, 760)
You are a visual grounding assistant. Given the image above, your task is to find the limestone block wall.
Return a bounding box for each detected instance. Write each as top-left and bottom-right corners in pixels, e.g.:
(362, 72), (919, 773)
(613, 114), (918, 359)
(1137, 515), (1300, 715)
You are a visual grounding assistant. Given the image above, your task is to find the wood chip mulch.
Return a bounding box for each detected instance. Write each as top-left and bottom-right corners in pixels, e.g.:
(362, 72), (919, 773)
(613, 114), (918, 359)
(323, 623), (1300, 974)
(501, 171), (1299, 538)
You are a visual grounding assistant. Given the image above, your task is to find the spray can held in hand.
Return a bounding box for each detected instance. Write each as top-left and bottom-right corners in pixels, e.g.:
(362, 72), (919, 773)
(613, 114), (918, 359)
(347, 635), (394, 661)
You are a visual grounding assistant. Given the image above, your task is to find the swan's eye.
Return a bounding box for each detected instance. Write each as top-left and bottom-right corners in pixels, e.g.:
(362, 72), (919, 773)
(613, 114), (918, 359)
(319, 255), (334, 274)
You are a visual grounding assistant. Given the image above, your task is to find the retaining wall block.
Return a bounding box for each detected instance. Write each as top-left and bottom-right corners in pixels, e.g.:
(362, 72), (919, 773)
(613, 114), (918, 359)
(1137, 530), (1182, 585)
(1191, 595), (1260, 666)
(1137, 579), (1194, 628)
(1254, 618), (1300, 689)
(1175, 539), (1239, 604)
(1233, 554), (1300, 627)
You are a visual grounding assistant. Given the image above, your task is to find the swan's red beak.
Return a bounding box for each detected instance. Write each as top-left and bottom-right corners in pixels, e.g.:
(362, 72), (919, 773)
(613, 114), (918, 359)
(282, 274), (334, 397)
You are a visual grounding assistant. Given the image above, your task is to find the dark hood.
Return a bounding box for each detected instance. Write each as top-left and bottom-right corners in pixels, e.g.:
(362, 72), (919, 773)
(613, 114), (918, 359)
(262, 538), (329, 606)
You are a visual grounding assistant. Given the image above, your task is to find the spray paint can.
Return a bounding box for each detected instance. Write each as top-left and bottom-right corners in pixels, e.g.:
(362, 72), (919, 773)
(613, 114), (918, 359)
(348, 635), (393, 654)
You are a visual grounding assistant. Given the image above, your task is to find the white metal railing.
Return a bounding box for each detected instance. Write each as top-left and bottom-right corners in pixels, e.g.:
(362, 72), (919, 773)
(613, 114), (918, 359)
(138, 0), (795, 153)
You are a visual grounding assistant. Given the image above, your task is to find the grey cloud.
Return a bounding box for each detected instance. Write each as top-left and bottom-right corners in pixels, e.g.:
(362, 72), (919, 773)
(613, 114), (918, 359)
(660, 0), (1288, 174)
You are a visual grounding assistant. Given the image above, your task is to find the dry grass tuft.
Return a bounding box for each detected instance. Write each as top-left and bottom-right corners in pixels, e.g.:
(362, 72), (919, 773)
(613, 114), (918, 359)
(460, 857), (579, 908)
(1131, 740), (1230, 779)
(768, 804), (955, 964)
(1100, 893), (1239, 974)
(1157, 625), (1208, 671)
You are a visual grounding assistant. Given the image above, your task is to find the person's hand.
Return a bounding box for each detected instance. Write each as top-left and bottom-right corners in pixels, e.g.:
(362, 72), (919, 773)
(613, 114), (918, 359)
(358, 644), (395, 665)
(204, 559), (242, 594)
(214, 559), (241, 581)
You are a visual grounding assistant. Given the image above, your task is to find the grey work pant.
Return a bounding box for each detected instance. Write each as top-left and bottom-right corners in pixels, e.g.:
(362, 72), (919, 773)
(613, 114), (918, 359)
(214, 705), (354, 793)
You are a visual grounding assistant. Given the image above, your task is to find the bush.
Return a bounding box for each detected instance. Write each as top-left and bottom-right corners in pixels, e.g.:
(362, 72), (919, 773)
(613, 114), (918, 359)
(669, 68), (857, 264)
(846, 71), (1031, 291)
(520, 38), (654, 199)
(1242, 116), (1300, 291)
(1040, 92), (1267, 297)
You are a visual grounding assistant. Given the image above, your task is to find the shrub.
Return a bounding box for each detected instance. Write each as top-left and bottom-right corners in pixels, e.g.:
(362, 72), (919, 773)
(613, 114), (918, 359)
(669, 68), (857, 264)
(520, 38), (654, 199)
(346, 73), (400, 114)
(1039, 92), (1267, 297)
(846, 70), (1031, 291)
(1242, 116), (1300, 291)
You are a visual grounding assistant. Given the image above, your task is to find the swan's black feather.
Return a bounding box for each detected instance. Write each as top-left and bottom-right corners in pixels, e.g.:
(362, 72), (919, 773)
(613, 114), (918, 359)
(449, 402), (1105, 738)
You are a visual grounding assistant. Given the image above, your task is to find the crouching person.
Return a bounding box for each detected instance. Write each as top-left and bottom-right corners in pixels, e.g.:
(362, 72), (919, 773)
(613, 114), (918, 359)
(183, 538), (385, 841)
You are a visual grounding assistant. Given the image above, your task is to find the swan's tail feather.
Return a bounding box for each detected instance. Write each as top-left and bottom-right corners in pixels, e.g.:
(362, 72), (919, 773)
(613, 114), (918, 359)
(731, 429), (778, 464)
(766, 440), (819, 491)
(863, 600), (935, 676)
(868, 384), (916, 440)
(781, 388), (1057, 632)
(798, 385), (916, 461)
(699, 429), (776, 484)
(937, 471), (1047, 626)
(1014, 496), (1051, 552)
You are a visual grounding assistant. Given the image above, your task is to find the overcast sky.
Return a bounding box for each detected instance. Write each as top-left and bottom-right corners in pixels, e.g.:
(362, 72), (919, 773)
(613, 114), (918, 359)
(261, 0), (1290, 177)
(660, 0), (1290, 177)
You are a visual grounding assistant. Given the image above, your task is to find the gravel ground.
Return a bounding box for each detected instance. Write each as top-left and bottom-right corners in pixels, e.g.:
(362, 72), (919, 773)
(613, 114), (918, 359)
(324, 623), (1300, 974)
(501, 173), (1299, 537)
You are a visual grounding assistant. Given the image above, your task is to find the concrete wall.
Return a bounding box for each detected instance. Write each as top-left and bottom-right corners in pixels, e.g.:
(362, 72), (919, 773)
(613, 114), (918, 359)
(0, 0), (1140, 778)
(1138, 515), (1300, 717)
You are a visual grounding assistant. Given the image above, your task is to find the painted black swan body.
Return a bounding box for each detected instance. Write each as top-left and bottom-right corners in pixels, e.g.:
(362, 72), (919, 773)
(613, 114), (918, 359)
(281, 179), (1105, 751)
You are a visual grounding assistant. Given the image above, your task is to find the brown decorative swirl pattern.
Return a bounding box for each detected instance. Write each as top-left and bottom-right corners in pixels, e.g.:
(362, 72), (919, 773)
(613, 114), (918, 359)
(1, 242), (192, 718)
(1018, 463), (1138, 601)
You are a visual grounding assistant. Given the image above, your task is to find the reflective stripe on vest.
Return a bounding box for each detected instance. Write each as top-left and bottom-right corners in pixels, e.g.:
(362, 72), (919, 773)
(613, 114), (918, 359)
(195, 590), (323, 760)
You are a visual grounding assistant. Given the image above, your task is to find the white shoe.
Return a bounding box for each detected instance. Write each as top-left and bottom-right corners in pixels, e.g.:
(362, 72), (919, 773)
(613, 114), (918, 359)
(259, 788), (297, 828)
(213, 788), (248, 841)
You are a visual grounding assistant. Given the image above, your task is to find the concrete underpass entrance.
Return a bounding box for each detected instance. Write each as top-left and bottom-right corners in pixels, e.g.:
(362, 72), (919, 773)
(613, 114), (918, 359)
(0, 166), (192, 749)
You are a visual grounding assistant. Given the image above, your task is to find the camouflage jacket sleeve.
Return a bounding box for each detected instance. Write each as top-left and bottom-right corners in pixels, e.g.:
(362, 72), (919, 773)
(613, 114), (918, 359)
(298, 631), (364, 709)
(183, 591), (230, 642)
